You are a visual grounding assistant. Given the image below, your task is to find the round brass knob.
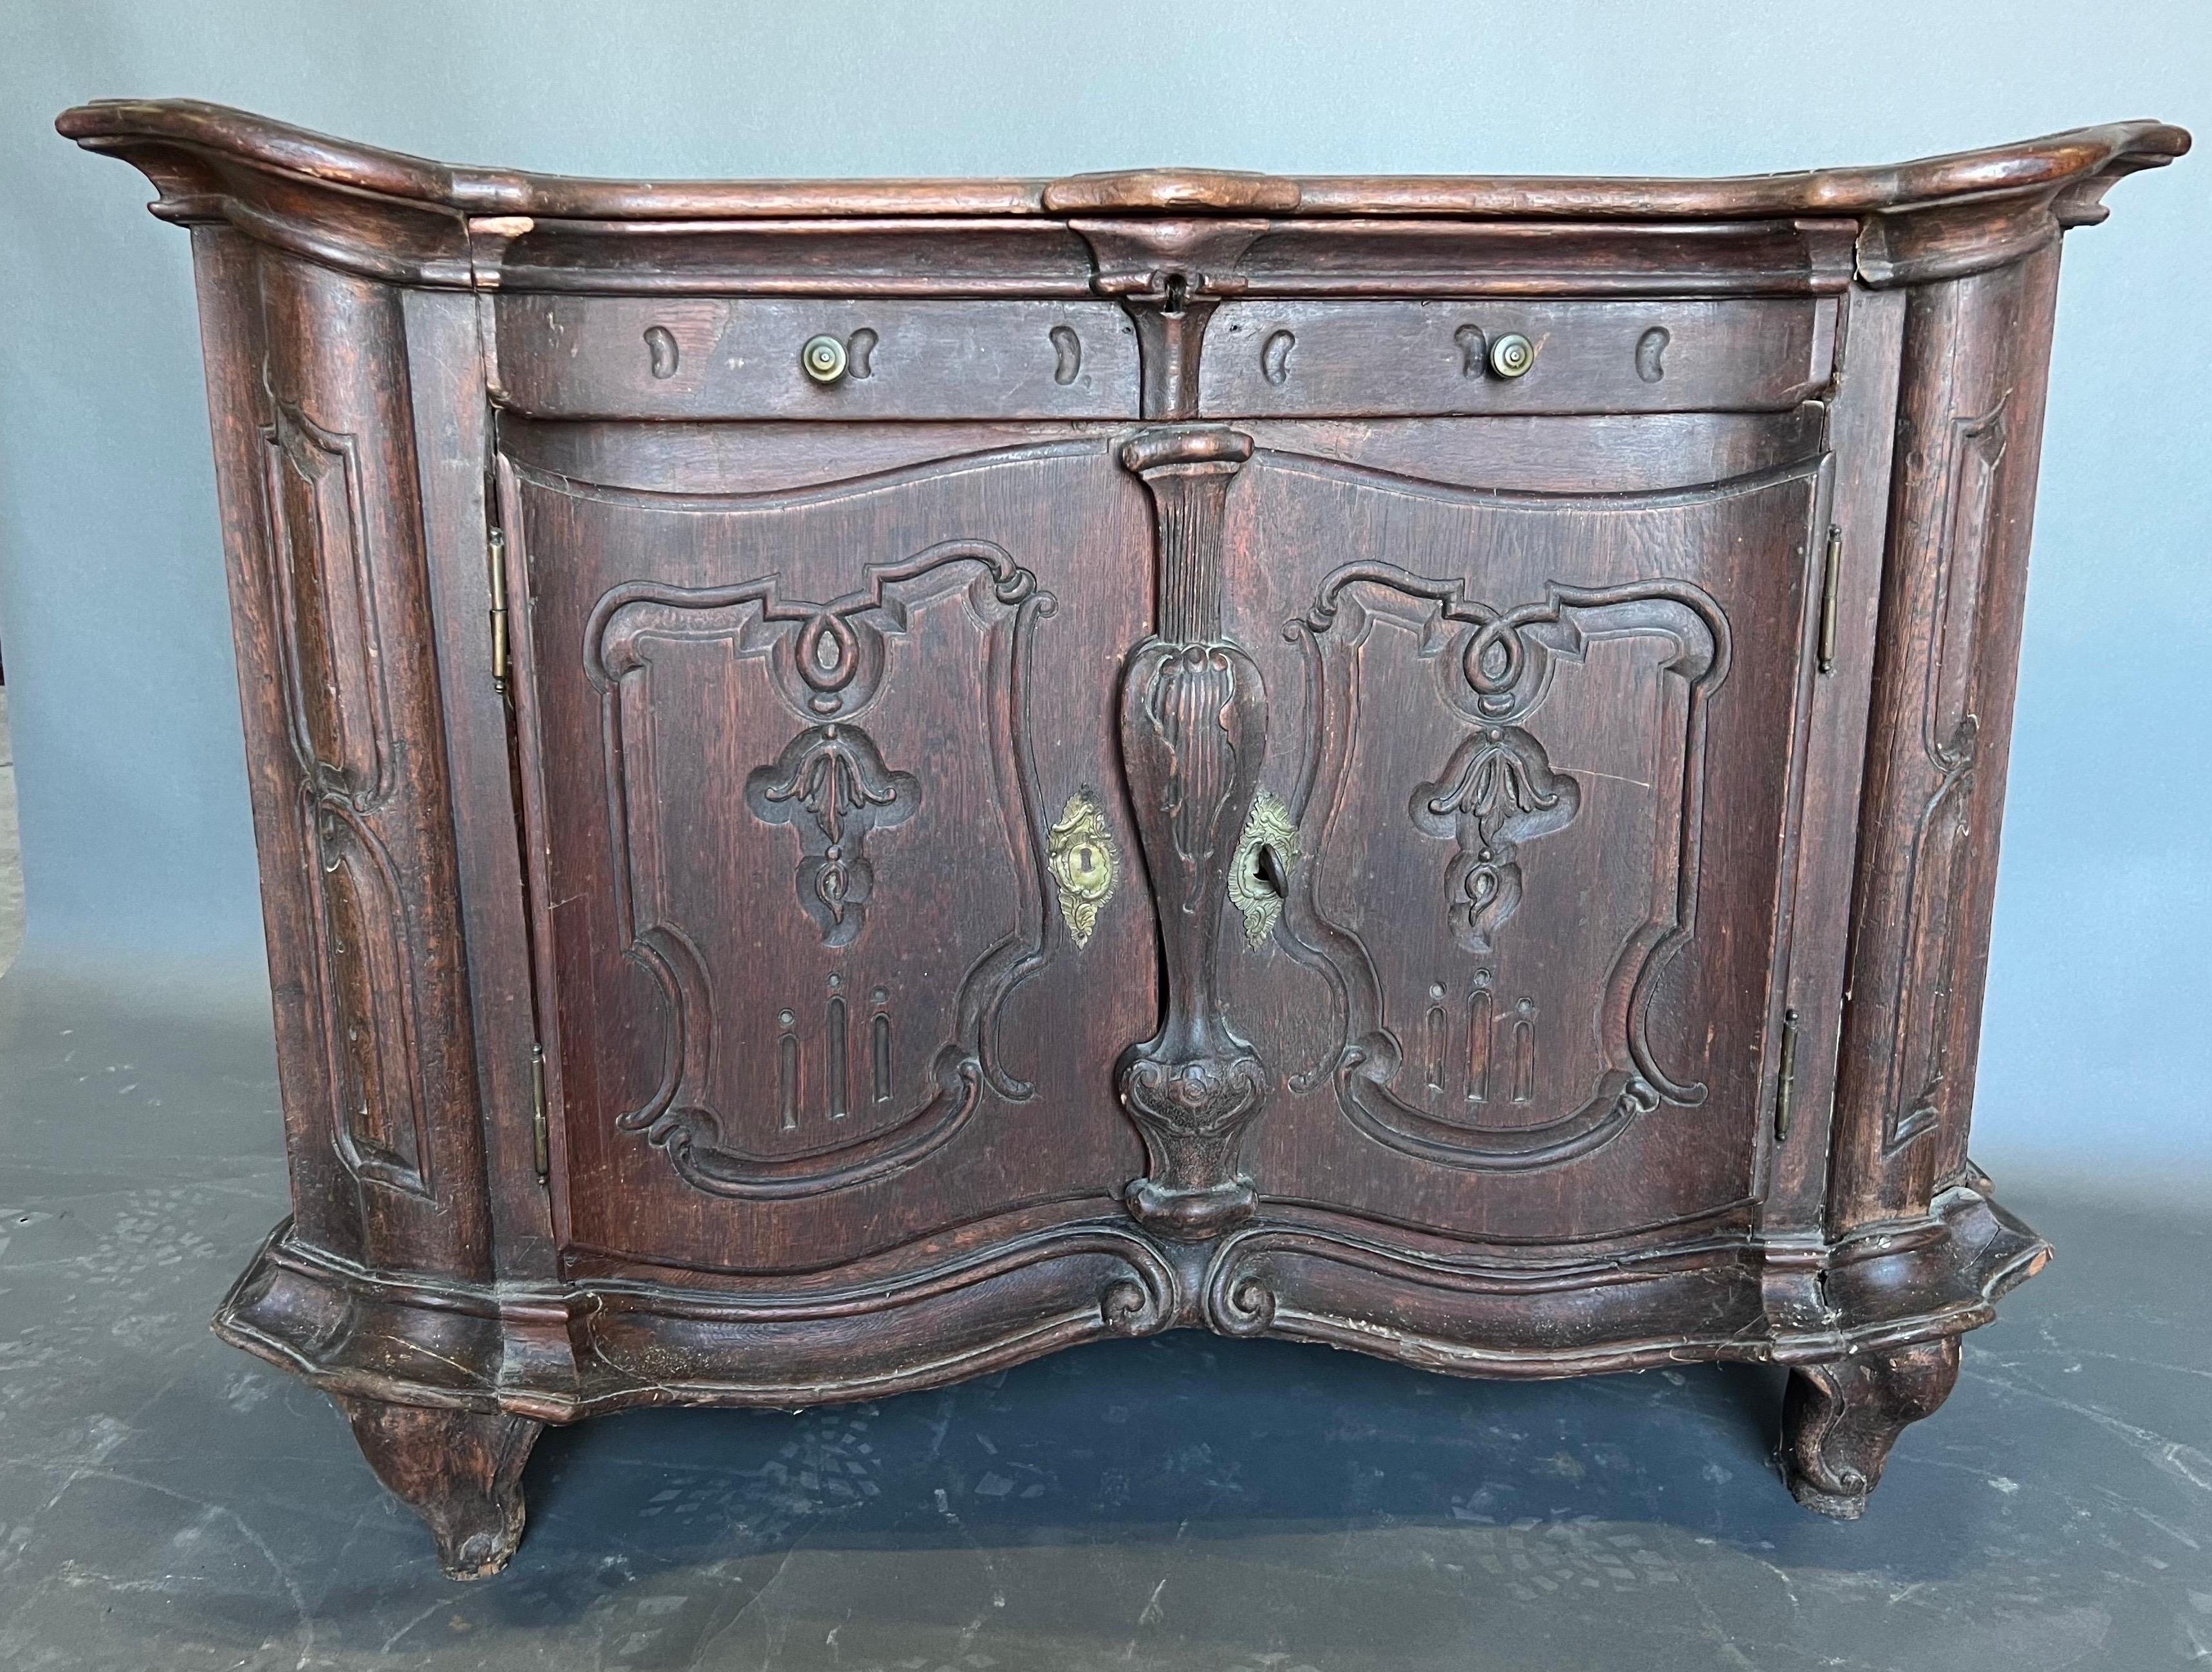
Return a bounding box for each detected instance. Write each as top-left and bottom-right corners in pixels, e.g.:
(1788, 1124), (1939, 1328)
(801, 334), (849, 384)
(1488, 332), (1536, 379)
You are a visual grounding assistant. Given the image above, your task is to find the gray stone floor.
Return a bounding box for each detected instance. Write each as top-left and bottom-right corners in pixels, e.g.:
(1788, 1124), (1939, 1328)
(0, 965), (2206, 1671)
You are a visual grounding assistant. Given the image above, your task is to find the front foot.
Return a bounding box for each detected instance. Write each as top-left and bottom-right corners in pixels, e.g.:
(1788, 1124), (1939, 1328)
(334, 1393), (544, 1579)
(1781, 1336), (1962, 1518)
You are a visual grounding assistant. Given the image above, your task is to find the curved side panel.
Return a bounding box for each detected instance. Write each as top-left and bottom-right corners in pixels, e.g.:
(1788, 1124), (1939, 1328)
(1831, 246), (2065, 1231)
(242, 251), (494, 1276)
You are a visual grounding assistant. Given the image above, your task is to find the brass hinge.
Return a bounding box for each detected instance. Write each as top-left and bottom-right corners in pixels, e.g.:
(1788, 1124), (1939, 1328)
(487, 527), (510, 691)
(1773, 1008), (1801, 1141)
(1816, 525), (1843, 675)
(529, 1042), (549, 1178)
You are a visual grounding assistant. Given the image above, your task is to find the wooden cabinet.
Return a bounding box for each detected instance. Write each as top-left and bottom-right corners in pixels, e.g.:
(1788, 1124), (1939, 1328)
(60, 100), (2186, 1576)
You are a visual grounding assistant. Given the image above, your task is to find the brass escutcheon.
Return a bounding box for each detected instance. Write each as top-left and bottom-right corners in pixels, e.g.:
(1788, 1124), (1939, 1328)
(1229, 792), (1299, 948)
(1048, 792), (1118, 948)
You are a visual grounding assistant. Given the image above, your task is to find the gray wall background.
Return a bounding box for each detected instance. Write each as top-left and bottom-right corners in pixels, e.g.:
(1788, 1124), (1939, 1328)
(1, 0), (2204, 1162)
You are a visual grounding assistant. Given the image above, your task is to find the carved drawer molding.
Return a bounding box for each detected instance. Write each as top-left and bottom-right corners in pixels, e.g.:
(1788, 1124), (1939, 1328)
(59, 98), (2185, 1577)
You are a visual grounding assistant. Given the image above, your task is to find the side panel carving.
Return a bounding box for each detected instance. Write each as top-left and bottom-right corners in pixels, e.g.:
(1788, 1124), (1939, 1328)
(1832, 248), (2067, 1229)
(262, 401), (432, 1195)
(1882, 404), (2005, 1151)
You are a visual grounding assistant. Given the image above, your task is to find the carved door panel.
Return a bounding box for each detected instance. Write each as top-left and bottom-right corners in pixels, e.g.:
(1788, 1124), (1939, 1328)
(1221, 441), (1834, 1241)
(498, 439), (1154, 1274)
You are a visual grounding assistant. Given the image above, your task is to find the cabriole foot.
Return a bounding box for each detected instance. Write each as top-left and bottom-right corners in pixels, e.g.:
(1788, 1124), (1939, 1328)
(333, 1393), (544, 1579)
(1781, 1335), (1962, 1518)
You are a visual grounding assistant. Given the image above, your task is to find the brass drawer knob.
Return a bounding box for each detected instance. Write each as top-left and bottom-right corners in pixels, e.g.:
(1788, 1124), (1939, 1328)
(1488, 332), (1536, 378)
(801, 333), (849, 384)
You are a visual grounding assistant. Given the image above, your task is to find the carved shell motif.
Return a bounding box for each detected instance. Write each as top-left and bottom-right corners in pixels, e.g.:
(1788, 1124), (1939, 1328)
(1047, 792), (1117, 949)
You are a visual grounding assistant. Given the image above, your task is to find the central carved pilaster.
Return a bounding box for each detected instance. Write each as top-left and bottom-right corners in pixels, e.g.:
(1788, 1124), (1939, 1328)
(1072, 219), (1269, 420)
(1115, 427), (1269, 1239)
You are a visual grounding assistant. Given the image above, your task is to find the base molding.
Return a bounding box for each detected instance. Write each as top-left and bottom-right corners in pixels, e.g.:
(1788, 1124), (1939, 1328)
(218, 1181), (2046, 1570)
(217, 1180), (2047, 1417)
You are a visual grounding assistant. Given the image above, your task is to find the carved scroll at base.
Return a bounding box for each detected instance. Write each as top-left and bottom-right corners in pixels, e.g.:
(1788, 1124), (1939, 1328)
(1781, 1336), (1962, 1519)
(1114, 427), (1272, 1239)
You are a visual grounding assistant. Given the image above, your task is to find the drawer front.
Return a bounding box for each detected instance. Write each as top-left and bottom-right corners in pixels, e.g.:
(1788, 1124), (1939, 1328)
(1200, 298), (1836, 418)
(494, 297), (1142, 420)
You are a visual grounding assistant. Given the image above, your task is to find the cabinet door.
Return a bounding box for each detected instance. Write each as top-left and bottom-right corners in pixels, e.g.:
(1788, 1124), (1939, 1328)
(1220, 435), (1833, 1241)
(497, 434), (1152, 1274)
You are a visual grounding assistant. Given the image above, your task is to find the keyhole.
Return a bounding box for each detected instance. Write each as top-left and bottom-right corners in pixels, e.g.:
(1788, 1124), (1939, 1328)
(1253, 842), (1290, 898)
(1161, 272), (1189, 316)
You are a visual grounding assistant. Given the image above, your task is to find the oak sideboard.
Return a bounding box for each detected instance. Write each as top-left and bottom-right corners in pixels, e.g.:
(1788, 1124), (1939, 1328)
(60, 100), (2186, 1577)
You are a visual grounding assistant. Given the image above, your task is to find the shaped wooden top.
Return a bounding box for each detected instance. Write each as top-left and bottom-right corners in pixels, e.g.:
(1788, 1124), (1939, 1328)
(60, 100), (2186, 223)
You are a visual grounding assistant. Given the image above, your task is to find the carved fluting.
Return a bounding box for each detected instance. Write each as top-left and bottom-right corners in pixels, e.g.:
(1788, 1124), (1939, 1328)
(1121, 426), (1251, 638)
(1115, 427), (1271, 1238)
(1782, 1337), (1962, 1519)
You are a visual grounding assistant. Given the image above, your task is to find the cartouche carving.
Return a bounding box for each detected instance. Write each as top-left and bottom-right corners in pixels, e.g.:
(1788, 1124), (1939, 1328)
(1046, 792), (1118, 949)
(585, 539), (1053, 1198)
(1283, 562), (1727, 1170)
(1114, 426), (1272, 1237)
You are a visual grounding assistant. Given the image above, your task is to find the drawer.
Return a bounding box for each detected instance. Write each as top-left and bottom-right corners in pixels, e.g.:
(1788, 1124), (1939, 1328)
(493, 296), (1142, 420)
(1198, 298), (1837, 418)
